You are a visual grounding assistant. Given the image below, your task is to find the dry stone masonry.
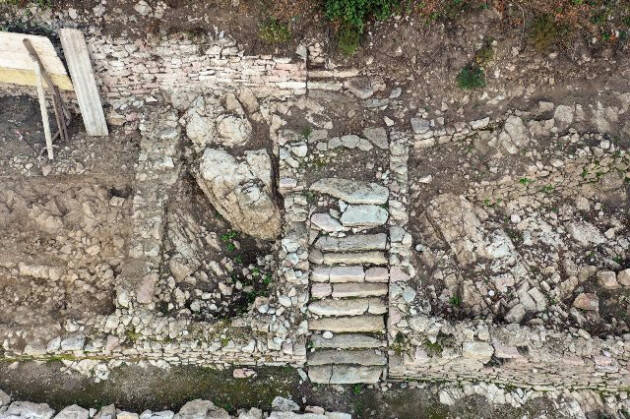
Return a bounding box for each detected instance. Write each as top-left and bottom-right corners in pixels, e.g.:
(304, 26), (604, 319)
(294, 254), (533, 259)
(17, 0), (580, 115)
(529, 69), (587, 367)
(119, 107), (181, 307)
(2, 5), (630, 400)
(0, 392), (350, 419)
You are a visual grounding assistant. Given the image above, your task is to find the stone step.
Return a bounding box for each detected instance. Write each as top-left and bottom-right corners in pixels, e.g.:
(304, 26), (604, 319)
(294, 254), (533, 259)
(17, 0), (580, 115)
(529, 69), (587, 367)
(310, 213), (347, 233)
(308, 349), (386, 366)
(311, 283), (332, 299)
(311, 333), (384, 349)
(309, 315), (384, 333)
(332, 283), (388, 298)
(340, 205), (388, 227)
(311, 266), (364, 283)
(308, 365), (383, 384)
(314, 233), (387, 252)
(365, 267), (389, 283)
(308, 298), (386, 317)
(309, 178), (389, 205)
(322, 251), (387, 266)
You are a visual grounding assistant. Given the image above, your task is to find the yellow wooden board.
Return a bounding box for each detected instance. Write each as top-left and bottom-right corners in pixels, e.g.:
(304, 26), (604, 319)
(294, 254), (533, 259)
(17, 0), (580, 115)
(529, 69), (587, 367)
(0, 31), (74, 91)
(0, 68), (73, 91)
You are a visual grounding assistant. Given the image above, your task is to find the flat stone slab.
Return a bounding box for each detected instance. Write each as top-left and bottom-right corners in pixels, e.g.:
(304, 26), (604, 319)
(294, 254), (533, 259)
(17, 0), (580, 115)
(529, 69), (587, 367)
(332, 283), (388, 298)
(312, 267), (331, 282)
(322, 251), (387, 266)
(310, 178), (389, 205)
(312, 266), (365, 282)
(314, 233), (387, 252)
(308, 298), (386, 316)
(308, 365), (383, 384)
(309, 315), (385, 333)
(311, 283), (332, 298)
(308, 349), (386, 366)
(310, 213), (346, 232)
(340, 205), (388, 227)
(311, 334), (384, 349)
(330, 266), (364, 282)
(365, 267), (389, 282)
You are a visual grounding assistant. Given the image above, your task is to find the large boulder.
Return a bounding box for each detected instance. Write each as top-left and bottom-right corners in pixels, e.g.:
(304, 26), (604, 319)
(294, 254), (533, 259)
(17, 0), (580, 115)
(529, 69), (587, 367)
(181, 96), (252, 151)
(196, 148), (281, 240)
(216, 114), (252, 147)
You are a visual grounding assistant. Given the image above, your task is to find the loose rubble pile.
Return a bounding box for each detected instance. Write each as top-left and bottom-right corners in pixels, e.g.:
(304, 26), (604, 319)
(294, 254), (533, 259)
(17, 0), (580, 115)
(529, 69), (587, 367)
(0, 181), (128, 329)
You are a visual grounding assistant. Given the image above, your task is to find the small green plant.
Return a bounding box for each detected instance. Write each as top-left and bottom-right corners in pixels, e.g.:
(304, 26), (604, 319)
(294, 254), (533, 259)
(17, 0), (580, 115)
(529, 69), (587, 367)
(529, 14), (567, 52)
(422, 339), (443, 357)
(258, 19), (291, 44)
(456, 64), (485, 89)
(449, 295), (461, 306)
(337, 23), (361, 55)
(221, 231), (238, 242)
(305, 190), (318, 204)
(324, 0), (399, 31)
(125, 328), (141, 343)
(541, 184), (555, 193)
(352, 383), (363, 395)
(474, 40), (494, 66)
(312, 157), (328, 169)
(301, 125), (313, 140)
(221, 231), (239, 252)
(519, 177), (533, 185)
(263, 273), (272, 286)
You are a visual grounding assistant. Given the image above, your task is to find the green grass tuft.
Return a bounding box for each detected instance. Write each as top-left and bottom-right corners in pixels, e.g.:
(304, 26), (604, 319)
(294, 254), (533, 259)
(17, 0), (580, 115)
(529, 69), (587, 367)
(456, 64), (485, 89)
(258, 19), (291, 44)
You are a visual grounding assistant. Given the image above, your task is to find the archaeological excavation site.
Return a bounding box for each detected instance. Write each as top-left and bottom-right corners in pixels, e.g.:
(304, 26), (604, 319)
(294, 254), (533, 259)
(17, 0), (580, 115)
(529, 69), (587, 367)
(0, 0), (629, 417)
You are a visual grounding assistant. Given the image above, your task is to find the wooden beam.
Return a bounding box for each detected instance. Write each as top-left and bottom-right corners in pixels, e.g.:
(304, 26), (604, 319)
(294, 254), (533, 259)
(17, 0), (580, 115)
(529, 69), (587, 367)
(33, 61), (54, 160)
(23, 39), (70, 145)
(59, 28), (108, 137)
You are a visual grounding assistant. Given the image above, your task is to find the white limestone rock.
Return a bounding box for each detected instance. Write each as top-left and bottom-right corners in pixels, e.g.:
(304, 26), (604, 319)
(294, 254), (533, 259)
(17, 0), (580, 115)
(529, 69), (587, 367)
(216, 115), (252, 147)
(197, 148), (281, 239)
(497, 116), (528, 154)
(4, 402), (55, 419)
(310, 178), (389, 205)
(271, 397), (300, 412)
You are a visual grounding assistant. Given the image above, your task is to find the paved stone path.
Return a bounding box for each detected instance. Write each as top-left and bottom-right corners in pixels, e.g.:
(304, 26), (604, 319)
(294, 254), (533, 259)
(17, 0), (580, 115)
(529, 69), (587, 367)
(306, 173), (391, 383)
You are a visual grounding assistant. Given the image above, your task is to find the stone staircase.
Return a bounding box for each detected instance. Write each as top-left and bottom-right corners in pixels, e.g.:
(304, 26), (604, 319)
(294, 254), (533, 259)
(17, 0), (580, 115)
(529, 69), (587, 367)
(306, 178), (390, 384)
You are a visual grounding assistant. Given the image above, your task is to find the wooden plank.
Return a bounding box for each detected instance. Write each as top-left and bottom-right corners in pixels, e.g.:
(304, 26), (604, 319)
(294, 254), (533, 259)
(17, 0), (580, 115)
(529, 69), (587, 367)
(33, 62), (54, 160)
(59, 28), (108, 137)
(0, 68), (73, 90)
(0, 31), (72, 90)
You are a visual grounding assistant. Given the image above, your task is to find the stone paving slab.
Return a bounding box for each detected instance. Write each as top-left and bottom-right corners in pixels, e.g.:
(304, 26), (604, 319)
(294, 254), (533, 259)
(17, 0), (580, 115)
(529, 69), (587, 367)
(314, 233), (387, 252)
(322, 251), (387, 266)
(339, 205), (389, 227)
(332, 283), (388, 298)
(308, 365), (383, 384)
(310, 334), (384, 349)
(308, 298), (386, 316)
(308, 349), (386, 366)
(310, 178), (389, 205)
(308, 315), (385, 333)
